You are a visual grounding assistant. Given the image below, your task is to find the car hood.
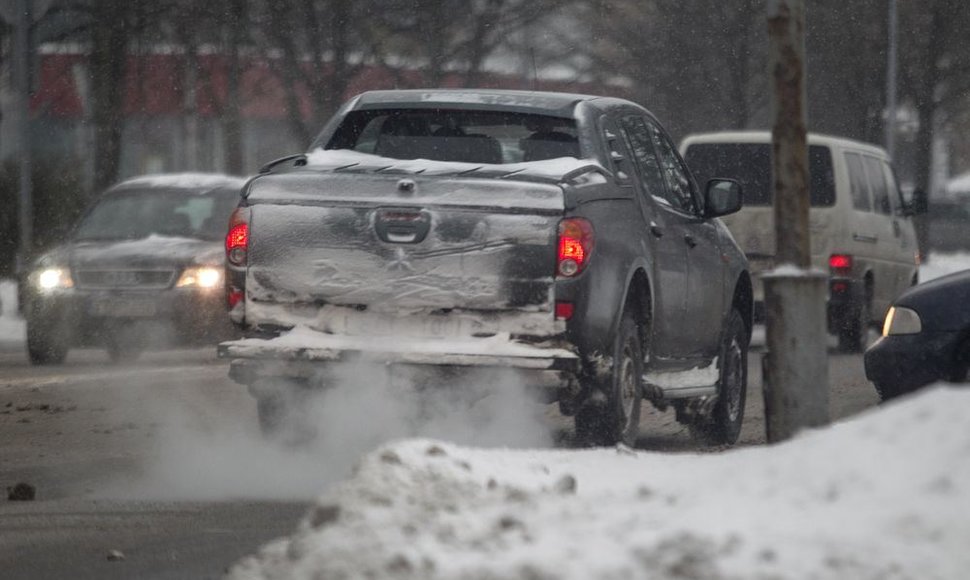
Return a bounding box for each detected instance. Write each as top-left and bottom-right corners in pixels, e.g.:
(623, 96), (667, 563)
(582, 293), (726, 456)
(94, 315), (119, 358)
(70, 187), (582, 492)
(39, 235), (223, 271)
(896, 269), (970, 331)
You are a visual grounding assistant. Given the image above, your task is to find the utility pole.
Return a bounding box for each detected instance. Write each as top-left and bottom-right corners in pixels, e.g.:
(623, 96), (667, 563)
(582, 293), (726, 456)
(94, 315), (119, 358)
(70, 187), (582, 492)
(762, 0), (829, 442)
(885, 0), (897, 159)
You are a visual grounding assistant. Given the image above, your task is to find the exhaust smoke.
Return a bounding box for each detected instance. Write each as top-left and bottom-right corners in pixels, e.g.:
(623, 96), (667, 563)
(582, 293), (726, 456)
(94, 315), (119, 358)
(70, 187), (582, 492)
(109, 361), (553, 501)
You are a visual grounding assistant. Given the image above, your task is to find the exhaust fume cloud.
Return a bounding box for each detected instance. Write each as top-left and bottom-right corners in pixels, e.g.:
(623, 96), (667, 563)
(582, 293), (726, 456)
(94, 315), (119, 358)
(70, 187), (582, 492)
(107, 361), (553, 501)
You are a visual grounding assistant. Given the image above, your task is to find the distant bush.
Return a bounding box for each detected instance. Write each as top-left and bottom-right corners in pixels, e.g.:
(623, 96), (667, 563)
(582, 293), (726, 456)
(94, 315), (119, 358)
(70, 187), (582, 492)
(0, 157), (90, 278)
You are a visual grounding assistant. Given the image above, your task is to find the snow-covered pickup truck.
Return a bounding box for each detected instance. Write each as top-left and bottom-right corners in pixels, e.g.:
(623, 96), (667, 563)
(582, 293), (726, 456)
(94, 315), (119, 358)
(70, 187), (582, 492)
(219, 89), (752, 446)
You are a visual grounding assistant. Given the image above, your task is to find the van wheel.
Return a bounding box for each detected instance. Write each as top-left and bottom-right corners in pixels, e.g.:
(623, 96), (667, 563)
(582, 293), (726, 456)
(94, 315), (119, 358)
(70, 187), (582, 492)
(574, 311), (643, 447)
(837, 292), (871, 353)
(690, 309), (748, 445)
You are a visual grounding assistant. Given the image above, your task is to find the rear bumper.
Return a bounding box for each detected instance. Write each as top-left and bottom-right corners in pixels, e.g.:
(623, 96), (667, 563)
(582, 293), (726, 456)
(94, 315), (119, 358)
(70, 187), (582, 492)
(218, 330), (581, 388)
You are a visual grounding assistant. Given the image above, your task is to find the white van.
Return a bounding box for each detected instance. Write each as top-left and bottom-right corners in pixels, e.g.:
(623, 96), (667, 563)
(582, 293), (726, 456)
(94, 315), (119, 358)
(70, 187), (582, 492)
(680, 131), (920, 352)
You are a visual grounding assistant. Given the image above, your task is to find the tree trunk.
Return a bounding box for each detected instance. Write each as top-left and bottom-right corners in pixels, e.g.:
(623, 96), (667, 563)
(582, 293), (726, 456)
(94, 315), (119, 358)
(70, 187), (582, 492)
(90, 1), (130, 192)
(223, 0), (246, 174)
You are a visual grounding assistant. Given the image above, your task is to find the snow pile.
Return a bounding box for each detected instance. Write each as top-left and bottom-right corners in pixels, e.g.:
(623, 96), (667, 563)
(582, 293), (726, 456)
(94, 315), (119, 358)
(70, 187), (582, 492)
(0, 279), (25, 346)
(230, 386), (970, 580)
(921, 252), (970, 282)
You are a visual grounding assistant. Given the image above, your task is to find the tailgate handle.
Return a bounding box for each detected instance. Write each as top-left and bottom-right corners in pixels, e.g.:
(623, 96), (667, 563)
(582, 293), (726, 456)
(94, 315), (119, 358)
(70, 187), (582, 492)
(375, 209), (431, 244)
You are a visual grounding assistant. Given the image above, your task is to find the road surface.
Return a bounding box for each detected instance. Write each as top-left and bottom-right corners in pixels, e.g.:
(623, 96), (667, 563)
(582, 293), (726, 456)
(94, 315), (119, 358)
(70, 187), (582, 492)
(0, 335), (881, 579)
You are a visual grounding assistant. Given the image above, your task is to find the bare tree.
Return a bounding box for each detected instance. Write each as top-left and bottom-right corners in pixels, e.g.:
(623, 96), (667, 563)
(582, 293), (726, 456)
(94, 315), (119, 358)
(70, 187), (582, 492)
(899, 0), (970, 195)
(248, 0), (374, 146)
(577, 0), (766, 139)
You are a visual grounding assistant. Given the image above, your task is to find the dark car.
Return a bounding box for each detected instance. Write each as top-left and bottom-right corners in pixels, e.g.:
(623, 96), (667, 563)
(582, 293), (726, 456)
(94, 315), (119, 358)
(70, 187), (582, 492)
(864, 269), (970, 400)
(22, 173), (245, 364)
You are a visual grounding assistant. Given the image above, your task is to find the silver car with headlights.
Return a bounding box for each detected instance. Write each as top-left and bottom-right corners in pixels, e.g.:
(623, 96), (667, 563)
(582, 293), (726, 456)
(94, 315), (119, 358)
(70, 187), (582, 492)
(22, 173), (244, 364)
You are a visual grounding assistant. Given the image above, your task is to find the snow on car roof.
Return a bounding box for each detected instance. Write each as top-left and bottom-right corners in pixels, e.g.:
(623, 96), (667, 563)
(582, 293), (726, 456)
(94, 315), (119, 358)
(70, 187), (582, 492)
(113, 172), (247, 192)
(229, 386), (970, 580)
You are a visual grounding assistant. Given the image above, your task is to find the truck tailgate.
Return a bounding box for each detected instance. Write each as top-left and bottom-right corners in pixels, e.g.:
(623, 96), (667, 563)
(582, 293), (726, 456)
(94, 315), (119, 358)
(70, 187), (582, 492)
(243, 171), (565, 338)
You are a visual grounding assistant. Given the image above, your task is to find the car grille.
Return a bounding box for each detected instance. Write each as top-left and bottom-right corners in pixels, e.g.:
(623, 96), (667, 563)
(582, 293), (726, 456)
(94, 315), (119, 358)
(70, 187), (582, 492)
(75, 269), (176, 290)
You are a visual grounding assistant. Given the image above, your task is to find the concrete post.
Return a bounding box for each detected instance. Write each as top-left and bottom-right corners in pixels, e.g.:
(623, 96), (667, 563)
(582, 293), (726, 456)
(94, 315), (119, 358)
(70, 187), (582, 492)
(763, 0), (830, 442)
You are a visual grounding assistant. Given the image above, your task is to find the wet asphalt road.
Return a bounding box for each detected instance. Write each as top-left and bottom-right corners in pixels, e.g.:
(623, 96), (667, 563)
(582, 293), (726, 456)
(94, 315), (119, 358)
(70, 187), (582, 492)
(0, 333), (881, 579)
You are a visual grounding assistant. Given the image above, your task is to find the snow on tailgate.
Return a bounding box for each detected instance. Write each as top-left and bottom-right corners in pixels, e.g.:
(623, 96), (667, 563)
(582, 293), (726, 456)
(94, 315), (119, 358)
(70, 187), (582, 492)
(229, 386), (970, 580)
(221, 325), (578, 370)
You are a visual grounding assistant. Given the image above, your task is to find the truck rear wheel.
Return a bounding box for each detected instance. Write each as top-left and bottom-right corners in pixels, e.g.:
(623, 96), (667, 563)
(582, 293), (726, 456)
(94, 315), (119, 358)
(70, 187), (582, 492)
(254, 383), (316, 445)
(691, 309), (748, 445)
(574, 311), (643, 447)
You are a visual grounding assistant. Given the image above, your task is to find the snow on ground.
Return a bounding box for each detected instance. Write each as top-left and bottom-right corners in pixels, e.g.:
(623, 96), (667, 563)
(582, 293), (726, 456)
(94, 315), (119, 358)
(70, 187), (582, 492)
(0, 279), (25, 347)
(230, 386), (970, 580)
(920, 251), (970, 282)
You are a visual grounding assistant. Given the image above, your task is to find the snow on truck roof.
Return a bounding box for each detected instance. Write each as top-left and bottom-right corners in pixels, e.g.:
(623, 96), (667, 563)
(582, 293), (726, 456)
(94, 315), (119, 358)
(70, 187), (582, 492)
(352, 89), (602, 116)
(112, 172), (247, 192)
(302, 148), (607, 183)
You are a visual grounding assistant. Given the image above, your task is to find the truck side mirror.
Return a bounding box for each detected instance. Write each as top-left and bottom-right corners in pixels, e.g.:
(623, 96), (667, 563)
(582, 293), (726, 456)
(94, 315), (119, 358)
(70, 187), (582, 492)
(704, 178), (743, 218)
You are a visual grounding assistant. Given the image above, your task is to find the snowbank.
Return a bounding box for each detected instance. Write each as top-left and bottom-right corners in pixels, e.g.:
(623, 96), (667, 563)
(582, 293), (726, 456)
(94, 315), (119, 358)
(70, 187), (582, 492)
(230, 386), (969, 580)
(921, 252), (970, 282)
(0, 279), (25, 346)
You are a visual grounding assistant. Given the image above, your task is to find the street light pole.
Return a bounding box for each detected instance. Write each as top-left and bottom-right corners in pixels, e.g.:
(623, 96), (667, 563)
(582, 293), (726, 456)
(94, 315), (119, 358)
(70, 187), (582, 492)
(886, 0), (898, 159)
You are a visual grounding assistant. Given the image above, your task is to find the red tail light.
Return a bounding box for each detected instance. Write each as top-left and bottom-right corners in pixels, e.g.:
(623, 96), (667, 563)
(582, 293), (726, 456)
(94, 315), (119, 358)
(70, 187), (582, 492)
(829, 253), (852, 274)
(226, 207), (249, 266)
(555, 301), (575, 320)
(557, 218), (594, 277)
(227, 288), (244, 309)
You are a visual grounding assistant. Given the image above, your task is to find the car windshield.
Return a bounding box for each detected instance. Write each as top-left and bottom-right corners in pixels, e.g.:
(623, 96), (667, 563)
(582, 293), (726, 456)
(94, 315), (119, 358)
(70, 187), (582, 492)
(73, 188), (240, 242)
(325, 108), (580, 164)
(685, 143), (836, 207)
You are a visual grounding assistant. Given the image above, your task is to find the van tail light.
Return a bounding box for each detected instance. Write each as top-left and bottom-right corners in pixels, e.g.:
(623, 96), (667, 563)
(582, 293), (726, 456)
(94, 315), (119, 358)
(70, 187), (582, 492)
(226, 207), (250, 266)
(829, 253), (852, 275)
(557, 218), (594, 277)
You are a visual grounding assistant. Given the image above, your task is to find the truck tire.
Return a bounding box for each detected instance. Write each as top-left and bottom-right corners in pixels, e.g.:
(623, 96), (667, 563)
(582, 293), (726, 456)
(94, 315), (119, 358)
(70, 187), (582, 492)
(256, 394), (286, 437)
(255, 385), (316, 445)
(691, 309), (748, 445)
(574, 310), (643, 447)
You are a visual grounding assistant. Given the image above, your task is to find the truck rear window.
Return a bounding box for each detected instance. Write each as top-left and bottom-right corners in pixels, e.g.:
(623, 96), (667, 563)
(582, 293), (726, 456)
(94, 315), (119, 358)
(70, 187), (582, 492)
(684, 143), (836, 207)
(326, 108), (579, 164)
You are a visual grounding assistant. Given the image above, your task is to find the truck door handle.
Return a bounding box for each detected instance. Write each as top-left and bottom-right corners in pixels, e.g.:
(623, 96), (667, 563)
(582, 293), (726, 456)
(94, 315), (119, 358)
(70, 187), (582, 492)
(650, 222), (664, 238)
(684, 234), (697, 248)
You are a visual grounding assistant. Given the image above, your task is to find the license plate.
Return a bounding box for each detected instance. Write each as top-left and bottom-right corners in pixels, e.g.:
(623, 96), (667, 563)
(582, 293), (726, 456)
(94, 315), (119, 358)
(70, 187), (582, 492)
(340, 311), (463, 338)
(90, 297), (158, 318)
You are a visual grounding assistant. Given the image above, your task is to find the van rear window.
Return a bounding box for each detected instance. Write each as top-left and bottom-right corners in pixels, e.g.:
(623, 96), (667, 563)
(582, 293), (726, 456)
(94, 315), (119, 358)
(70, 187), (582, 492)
(684, 143), (835, 207)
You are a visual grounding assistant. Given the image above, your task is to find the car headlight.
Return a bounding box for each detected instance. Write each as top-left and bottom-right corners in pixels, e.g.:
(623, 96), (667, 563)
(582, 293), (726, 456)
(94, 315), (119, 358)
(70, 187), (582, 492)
(882, 306), (922, 336)
(176, 266), (222, 289)
(34, 267), (74, 290)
